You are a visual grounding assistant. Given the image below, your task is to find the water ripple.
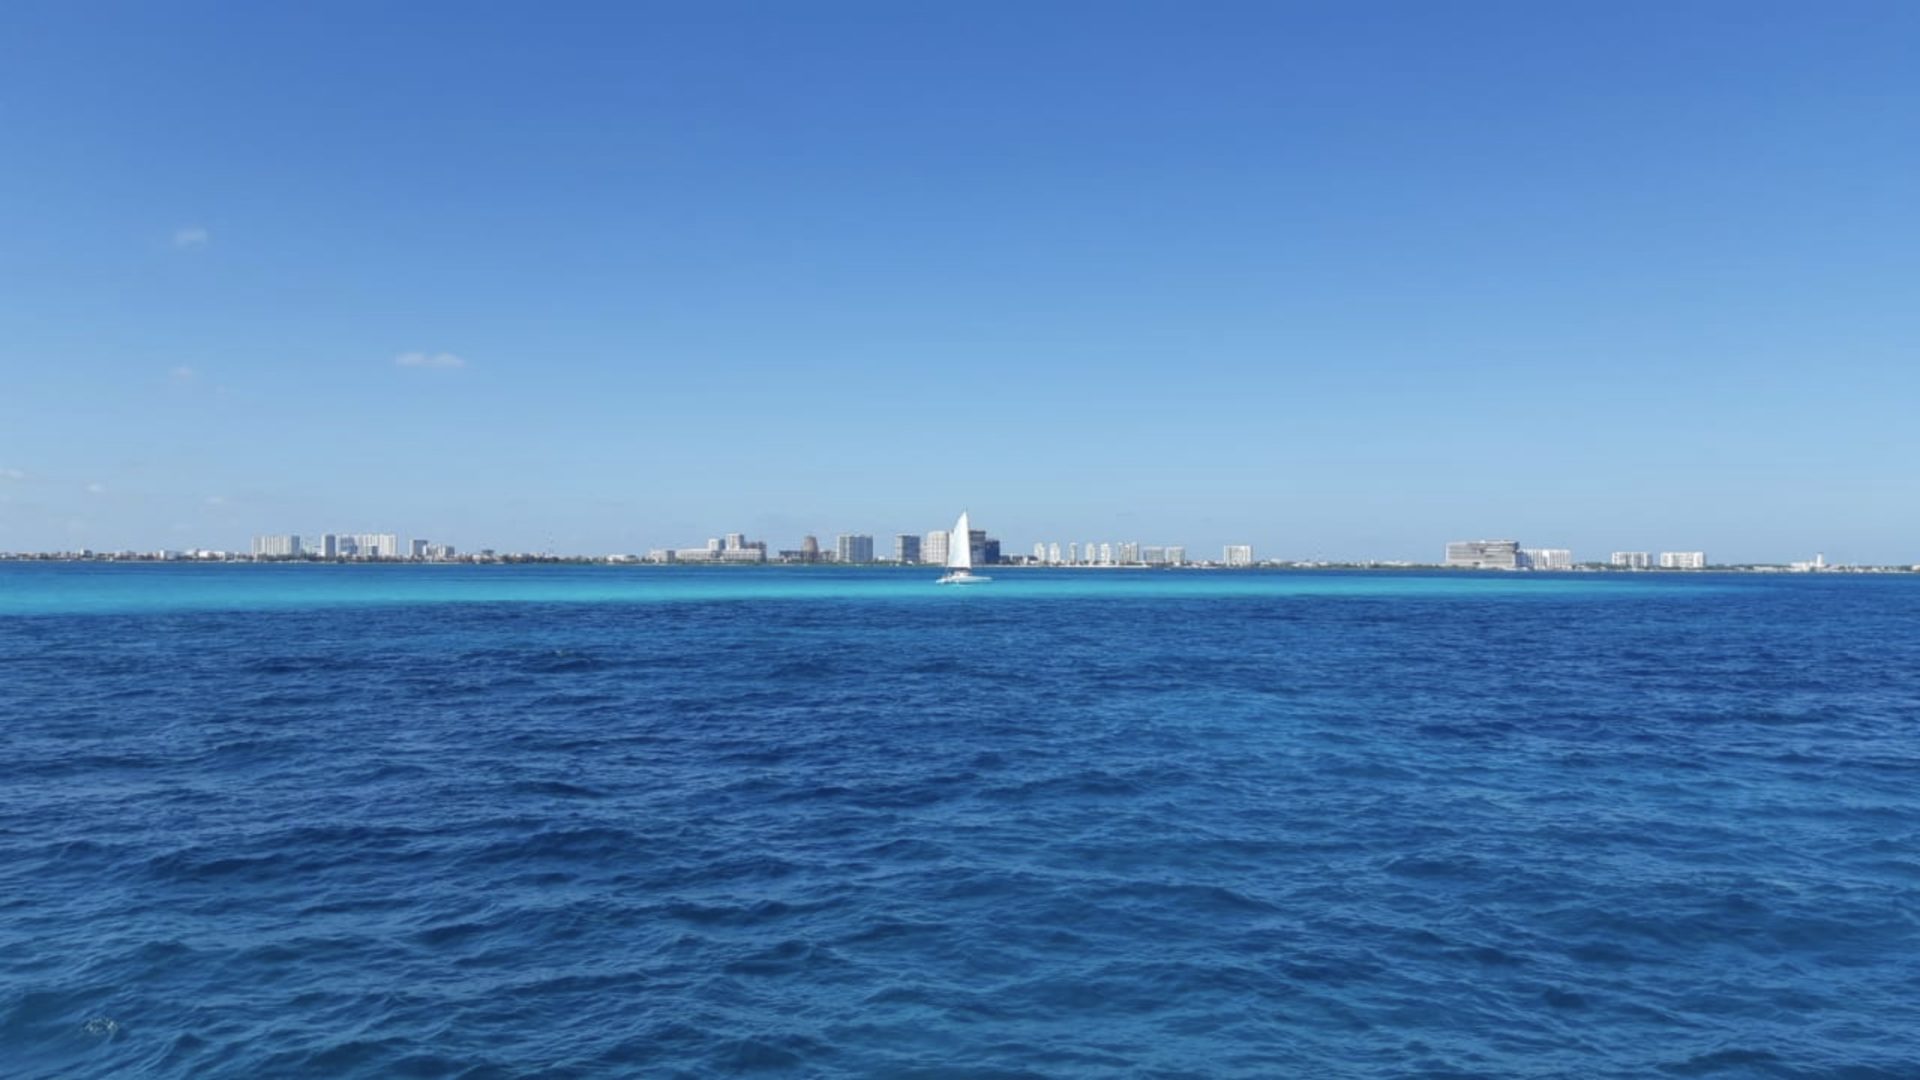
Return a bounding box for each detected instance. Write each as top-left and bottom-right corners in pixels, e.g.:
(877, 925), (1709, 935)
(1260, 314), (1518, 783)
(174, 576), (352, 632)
(2, 567), (1918, 1077)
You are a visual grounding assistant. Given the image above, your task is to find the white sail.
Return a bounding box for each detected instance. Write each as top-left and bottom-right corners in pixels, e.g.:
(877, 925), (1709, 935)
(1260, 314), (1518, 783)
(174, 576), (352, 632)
(947, 512), (972, 569)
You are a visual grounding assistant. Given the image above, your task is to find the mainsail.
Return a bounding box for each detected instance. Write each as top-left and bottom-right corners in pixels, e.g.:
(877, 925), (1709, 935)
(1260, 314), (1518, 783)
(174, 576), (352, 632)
(947, 512), (972, 570)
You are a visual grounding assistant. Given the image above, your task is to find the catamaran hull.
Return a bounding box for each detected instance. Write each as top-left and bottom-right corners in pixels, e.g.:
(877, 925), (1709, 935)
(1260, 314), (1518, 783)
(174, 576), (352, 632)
(936, 572), (991, 585)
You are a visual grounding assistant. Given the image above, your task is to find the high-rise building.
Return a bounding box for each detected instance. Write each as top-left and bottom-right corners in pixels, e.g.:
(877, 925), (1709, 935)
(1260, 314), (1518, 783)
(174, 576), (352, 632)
(967, 529), (988, 567)
(1032, 542), (1046, 562)
(1610, 551), (1651, 569)
(1067, 543), (1078, 564)
(1445, 540), (1519, 569)
(1521, 548), (1573, 570)
(1047, 542), (1062, 565)
(923, 529), (949, 566)
(1142, 546), (1166, 566)
(982, 538), (1000, 566)
(1098, 543), (1113, 566)
(801, 535), (820, 563)
(252, 534), (300, 558)
(837, 534), (874, 564)
(410, 539), (431, 559)
(318, 534), (339, 559)
(1118, 542), (1140, 565)
(897, 534), (922, 564)
(1166, 546), (1186, 567)
(1659, 551), (1707, 570)
(724, 533), (746, 552)
(1223, 544), (1254, 567)
(334, 533), (399, 559)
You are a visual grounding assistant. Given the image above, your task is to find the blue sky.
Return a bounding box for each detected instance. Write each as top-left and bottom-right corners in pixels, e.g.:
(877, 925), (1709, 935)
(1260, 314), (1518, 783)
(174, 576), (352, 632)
(3, 2), (1917, 561)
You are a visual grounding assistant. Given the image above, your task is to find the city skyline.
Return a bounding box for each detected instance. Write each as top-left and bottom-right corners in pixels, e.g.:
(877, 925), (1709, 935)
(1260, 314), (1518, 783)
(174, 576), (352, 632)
(5, 6), (1920, 562)
(7, 519), (1876, 572)
(0, 507), (1866, 566)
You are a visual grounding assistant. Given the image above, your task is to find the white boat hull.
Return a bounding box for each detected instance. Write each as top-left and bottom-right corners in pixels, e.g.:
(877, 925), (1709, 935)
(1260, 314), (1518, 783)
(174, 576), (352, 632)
(936, 571), (991, 585)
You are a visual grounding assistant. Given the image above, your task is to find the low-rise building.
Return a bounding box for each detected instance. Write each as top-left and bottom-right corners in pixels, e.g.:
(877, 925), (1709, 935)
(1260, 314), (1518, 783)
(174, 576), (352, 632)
(1659, 551), (1707, 570)
(1611, 551), (1651, 569)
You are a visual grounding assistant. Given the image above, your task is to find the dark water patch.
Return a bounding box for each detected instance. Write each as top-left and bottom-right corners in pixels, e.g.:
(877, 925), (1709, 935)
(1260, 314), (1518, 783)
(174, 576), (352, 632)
(513, 651), (612, 674)
(459, 825), (646, 867)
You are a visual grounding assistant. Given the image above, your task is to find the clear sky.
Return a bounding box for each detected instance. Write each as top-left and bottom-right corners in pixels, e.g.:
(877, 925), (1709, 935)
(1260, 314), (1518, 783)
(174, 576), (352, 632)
(3, 2), (1917, 562)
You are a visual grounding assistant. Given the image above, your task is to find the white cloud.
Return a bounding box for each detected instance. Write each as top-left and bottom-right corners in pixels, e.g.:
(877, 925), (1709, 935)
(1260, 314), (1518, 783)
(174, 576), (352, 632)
(204, 495), (226, 506)
(394, 351), (466, 370)
(85, 482), (107, 494)
(170, 365), (197, 382)
(173, 226), (210, 250)
(0, 467), (23, 481)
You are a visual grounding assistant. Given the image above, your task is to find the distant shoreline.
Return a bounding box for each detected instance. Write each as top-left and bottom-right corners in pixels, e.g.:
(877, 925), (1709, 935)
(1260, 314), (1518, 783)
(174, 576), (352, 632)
(2, 556), (1912, 575)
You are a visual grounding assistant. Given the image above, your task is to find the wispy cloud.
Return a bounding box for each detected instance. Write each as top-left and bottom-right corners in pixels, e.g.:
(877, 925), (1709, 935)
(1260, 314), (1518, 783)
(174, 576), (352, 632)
(204, 495), (226, 506)
(395, 351), (466, 370)
(173, 226), (210, 250)
(0, 467), (23, 481)
(85, 482), (107, 494)
(170, 365), (197, 382)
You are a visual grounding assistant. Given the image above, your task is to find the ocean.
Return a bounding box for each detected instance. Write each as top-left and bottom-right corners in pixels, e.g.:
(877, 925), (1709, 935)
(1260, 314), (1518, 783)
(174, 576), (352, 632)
(2, 563), (1916, 1078)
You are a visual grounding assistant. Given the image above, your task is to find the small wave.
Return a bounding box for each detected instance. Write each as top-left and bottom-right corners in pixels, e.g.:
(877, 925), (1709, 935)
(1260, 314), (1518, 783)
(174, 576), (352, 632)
(507, 779), (606, 798)
(1658, 1047), (1785, 1075)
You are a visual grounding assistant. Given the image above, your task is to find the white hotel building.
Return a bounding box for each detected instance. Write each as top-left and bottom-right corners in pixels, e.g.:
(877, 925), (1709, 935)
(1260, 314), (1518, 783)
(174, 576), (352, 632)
(921, 529), (949, 566)
(1444, 540), (1519, 569)
(1521, 548), (1573, 570)
(252, 534), (301, 557)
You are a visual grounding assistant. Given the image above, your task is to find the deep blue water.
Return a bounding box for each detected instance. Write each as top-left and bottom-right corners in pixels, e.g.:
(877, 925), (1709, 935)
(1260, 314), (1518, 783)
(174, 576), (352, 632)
(2, 564), (1917, 1078)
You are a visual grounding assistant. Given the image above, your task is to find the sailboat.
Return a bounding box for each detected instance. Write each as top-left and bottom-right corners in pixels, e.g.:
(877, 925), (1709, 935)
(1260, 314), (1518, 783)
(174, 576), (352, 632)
(936, 511), (991, 585)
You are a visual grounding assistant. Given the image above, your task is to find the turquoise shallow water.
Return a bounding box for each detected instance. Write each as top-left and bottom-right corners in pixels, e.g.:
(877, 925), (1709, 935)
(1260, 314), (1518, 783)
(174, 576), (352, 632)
(0, 561), (1708, 615)
(2, 565), (1916, 1077)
